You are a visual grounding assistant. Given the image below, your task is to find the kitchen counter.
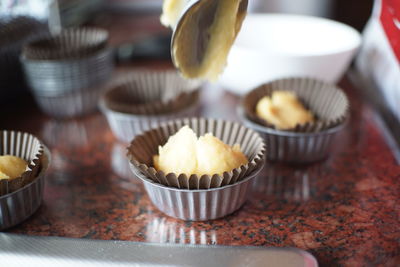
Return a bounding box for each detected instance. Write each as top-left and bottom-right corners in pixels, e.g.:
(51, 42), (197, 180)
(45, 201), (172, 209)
(2, 14), (400, 267)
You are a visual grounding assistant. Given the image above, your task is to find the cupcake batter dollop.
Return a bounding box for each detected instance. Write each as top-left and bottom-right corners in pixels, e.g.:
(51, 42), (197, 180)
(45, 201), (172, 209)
(153, 126), (248, 176)
(0, 155), (28, 179)
(256, 91), (314, 130)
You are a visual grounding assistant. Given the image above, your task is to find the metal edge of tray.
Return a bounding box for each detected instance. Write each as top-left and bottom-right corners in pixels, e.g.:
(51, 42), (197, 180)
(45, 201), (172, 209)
(0, 233), (318, 267)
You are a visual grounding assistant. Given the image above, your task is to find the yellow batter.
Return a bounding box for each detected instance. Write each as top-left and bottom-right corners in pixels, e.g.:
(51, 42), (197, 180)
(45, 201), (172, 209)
(256, 91), (314, 130)
(154, 126), (248, 176)
(163, 0), (247, 81)
(0, 155), (28, 180)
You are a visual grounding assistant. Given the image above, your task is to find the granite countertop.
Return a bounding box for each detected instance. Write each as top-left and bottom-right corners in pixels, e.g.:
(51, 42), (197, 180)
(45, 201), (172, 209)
(1, 14), (400, 267)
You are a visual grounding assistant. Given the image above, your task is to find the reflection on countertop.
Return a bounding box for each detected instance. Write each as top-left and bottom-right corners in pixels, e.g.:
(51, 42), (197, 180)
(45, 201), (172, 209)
(5, 79), (400, 266)
(145, 217), (218, 245)
(252, 162), (324, 202)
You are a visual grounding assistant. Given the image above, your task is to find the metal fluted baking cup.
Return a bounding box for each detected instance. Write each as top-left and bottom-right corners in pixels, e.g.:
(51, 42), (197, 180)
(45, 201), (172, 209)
(127, 118), (266, 189)
(21, 48), (114, 95)
(239, 106), (346, 163)
(22, 27), (108, 60)
(100, 70), (202, 142)
(243, 77), (349, 132)
(100, 97), (200, 143)
(0, 131), (44, 195)
(102, 70), (202, 115)
(131, 165), (262, 221)
(0, 146), (50, 230)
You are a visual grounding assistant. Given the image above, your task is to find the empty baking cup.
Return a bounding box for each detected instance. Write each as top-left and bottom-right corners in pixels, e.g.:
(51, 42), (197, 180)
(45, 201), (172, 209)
(22, 27), (108, 60)
(100, 70), (202, 143)
(21, 48), (113, 118)
(240, 77), (349, 163)
(127, 117), (266, 221)
(0, 130), (50, 230)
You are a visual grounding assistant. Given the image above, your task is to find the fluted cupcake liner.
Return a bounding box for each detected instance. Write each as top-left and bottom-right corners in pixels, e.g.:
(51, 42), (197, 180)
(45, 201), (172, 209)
(100, 99), (200, 143)
(22, 27), (108, 60)
(100, 70), (202, 142)
(21, 48), (114, 95)
(0, 131), (44, 196)
(241, 112), (346, 163)
(240, 78), (349, 163)
(243, 78), (349, 132)
(137, 168), (261, 221)
(127, 117), (266, 190)
(103, 70), (202, 115)
(0, 145), (50, 230)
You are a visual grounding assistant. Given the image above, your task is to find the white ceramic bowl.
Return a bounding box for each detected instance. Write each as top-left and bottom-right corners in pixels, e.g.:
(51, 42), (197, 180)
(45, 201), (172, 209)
(219, 14), (361, 94)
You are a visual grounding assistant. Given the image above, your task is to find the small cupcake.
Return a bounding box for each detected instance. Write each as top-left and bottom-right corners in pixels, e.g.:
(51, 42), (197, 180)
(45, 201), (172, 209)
(0, 130), (50, 230)
(100, 70), (202, 143)
(21, 27), (113, 118)
(127, 117), (266, 221)
(240, 78), (349, 163)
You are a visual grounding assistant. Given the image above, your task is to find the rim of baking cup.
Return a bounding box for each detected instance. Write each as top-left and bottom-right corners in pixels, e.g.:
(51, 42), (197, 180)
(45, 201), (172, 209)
(101, 70), (202, 116)
(127, 117), (266, 190)
(22, 27), (109, 60)
(242, 77), (350, 133)
(0, 130), (44, 195)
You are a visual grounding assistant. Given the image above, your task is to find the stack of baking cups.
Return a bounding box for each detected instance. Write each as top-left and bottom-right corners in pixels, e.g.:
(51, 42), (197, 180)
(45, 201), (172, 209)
(21, 27), (113, 118)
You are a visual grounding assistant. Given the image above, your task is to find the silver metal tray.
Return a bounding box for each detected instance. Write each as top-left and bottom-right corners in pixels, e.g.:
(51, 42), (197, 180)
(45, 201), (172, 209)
(0, 233), (318, 267)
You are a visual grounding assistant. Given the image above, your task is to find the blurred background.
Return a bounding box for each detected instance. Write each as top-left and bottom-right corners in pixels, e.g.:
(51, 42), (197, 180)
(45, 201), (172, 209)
(0, 0), (374, 102)
(0, 0), (373, 29)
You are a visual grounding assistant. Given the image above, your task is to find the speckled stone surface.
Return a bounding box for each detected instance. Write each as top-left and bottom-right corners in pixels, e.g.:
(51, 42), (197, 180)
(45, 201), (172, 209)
(1, 75), (399, 266)
(1, 14), (399, 267)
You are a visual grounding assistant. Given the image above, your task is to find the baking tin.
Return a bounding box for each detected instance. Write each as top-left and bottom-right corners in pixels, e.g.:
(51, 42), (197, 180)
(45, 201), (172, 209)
(100, 70), (202, 143)
(127, 117), (266, 189)
(0, 144), (50, 231)
(21, 48), (113, 95)
(240, 78), (349, 163)
(33, 83), (107, 118)
(100, 99), (199, 143)
(239, 106), (346, 163)
(102, 70), (201, 115)
(243, 77), (349, 132)
(21, 27), (113, 118)
(127, 118), (265, 220)
(131, 164), (262, 221)
(0, 131), (44, 196)
(22, 27), (108, 60)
